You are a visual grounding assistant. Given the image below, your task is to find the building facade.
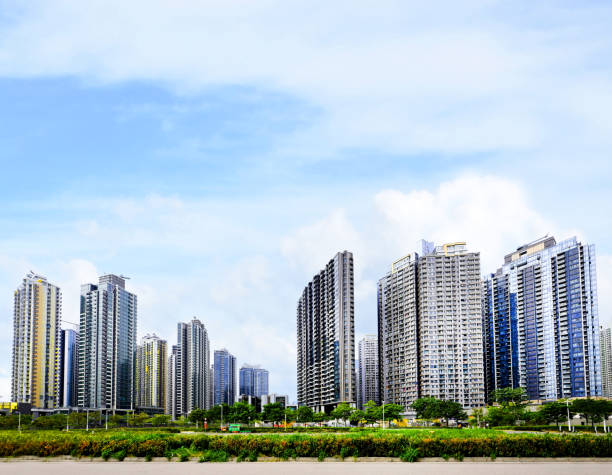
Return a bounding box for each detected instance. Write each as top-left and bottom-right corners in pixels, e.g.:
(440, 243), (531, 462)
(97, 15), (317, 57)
(135, 334), (167, 410)
(483, 236), (601, 401)
(214, 349), (236, 405)
(166, 345), (177, 418)
(600, 327), (612, 398)
(168, 318), (210, 418)
(58, 328), (79, 407)
(297, 251), (356, 411)
(78, 274), (137, 410)
(239, 365), (269, 397)
(378, 242), (485, 409)
(358, 335), (379, 408)
(260, 393), (288, 409)
(11, 272), (62, 408)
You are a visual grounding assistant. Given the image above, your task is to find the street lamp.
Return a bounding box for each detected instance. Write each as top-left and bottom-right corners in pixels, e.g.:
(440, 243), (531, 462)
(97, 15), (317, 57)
(566, 400), (572, 432)
(16, 411), (21, 432)
(86, 409), (89, 431)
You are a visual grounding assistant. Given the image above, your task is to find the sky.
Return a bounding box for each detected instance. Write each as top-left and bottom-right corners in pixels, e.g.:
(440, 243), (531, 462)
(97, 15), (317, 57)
(0, 0), (611, 402)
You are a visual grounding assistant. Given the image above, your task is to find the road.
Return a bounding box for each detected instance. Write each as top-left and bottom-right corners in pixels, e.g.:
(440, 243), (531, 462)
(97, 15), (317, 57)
(1, 461), (610, 475)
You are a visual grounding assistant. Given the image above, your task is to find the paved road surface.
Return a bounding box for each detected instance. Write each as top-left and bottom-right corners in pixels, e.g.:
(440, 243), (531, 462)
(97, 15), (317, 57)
(1, 461), (610, 475)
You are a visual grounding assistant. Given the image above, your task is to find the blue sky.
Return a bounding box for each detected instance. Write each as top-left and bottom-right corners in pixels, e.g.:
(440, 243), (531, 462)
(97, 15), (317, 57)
(0, 1), (611, 401)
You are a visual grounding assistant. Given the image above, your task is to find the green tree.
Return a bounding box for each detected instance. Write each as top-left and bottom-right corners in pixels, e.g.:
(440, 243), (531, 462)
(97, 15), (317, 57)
(312, 411), (327, 425)
(189, 408), (207, 427)
(438, 400), (467, 426)
(150, 414), (170, 426)
(206, 403), (230, 423)
(296, 406), (314, 423)
(492, 388), (527, 408)
(284, 408), (297, 423)
(109, 414), (125, 428)
(331, 402), (354, 426)
(349, 409), (365, 426)
(538, 401), (570, 430)
(572, 398), (600, 428)
(262, 402), (285, 423)
(470, 408), (484, 428)
(411, 397), (441, 421)
(381, 403), (404, 424)
(229, 402), (257, 424)
(363, 400), (379, 425)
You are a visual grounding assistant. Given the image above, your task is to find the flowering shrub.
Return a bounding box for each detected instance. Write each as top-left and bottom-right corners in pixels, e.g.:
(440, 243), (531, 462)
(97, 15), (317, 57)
(0, 429), (610, 460)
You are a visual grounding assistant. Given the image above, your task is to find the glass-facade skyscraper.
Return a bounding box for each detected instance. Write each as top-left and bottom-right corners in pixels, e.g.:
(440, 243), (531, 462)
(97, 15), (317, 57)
(78, 274), (137, 409)
(239, 365), (269, 397)
(58, 328), (79, 407)
(483, 236), (601, 401)
(214, 348), (236, 405)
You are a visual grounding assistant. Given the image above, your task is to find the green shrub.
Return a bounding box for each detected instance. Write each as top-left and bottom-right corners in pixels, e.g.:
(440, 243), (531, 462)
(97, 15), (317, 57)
(400, 446), (419, 462)
(317, 450), (326, 461)
(199, 449), (229, 462)
(453, 452), (464, 461)
(112, 449), (126, 461)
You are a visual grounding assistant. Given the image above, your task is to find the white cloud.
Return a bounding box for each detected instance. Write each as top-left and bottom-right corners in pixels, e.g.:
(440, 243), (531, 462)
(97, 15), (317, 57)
(0, 1), (611, 160)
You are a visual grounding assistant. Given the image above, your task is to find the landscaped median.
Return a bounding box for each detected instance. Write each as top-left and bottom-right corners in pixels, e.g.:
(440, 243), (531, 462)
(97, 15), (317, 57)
(0, 429), (611, 462)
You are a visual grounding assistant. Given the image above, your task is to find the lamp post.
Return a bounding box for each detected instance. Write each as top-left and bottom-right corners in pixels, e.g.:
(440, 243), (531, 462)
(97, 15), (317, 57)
(17, 411), (21, 432)
(86, 409), (89, 431)
(566, 400), (571, 432)
(66, 411), (69, 431)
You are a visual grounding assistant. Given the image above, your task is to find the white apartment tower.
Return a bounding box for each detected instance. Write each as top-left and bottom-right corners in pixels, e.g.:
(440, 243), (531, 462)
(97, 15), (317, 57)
(378, 241), (485, 409)
(168, 318), (210, 418)
(11, 272), (62, 408)
(601, 327), (612, 398)
(358, 335), (379, 408)
(78, 274), (137, 410)
(297, 251), (355, 411)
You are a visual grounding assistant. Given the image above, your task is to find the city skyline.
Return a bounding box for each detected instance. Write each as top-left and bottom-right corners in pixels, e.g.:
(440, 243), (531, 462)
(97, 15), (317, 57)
(3, 233), (610, 405)
(1, 2), (612, 404)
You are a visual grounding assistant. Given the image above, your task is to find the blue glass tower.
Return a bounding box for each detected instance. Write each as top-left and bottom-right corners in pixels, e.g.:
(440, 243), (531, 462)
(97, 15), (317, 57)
(483, 236), (601, 401)
(214, 349), (236, 405)
(239, 365), (269, 397)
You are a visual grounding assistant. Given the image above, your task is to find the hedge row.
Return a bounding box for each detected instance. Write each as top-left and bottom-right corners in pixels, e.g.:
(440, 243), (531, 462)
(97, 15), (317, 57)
(495, 425), (609, 433)
(0, 431), (610, 459)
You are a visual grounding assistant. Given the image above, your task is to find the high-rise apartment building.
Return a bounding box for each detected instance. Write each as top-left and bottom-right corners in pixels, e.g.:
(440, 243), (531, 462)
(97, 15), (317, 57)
(378, 242), (485, 409)
(58, 328), (79, 407)
(239, 365), (269, 397)
(297, 251), (355, 411)
(11, 272), (62, 408)
(599, 327), (611, 398)
(214, 349), (236, 405)
(78, 274), (137, 410)
(166, 345), (177, 418)
(168, 318), (210, 418)
(357, 335), (379, 409)
(483, 236), (601, 401)
(135, 333), (167, 409)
